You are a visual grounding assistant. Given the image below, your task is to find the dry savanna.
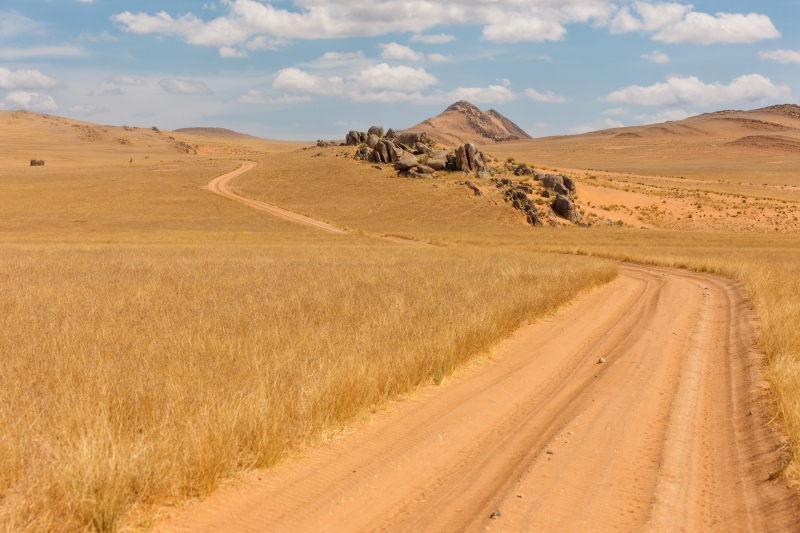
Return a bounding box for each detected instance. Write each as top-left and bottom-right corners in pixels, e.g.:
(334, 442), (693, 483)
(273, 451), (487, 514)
(2, 103), (800, 531)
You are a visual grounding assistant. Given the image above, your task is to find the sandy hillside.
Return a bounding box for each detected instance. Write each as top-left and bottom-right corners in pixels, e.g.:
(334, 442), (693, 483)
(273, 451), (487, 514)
(404, 100), (532, 146)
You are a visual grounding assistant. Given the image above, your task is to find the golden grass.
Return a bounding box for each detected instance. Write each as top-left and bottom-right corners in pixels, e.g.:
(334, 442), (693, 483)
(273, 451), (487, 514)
(0, 243), (614, 532)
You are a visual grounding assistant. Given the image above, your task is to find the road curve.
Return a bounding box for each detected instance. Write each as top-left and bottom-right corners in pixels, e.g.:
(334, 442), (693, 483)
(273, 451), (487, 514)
(157, 264), (799, 532)
(207, 161), (350, 234)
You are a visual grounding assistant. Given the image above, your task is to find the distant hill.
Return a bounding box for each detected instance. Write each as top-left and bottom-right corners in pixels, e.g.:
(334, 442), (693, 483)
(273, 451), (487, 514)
(173, 127), (259, 139)
(405, 101), (532, 146)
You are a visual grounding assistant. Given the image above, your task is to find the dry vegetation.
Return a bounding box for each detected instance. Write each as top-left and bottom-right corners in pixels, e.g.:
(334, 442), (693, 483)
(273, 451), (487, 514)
(0, 243), (613, 532)
(0, 111), (615, 531)
(5, 107), (800, 530)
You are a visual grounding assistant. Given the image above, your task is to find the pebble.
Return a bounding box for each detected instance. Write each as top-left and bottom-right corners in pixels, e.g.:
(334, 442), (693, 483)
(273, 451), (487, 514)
(546, 449), (554, 454)
(490, 509), (502, 519)
(598, 357), (605, 364)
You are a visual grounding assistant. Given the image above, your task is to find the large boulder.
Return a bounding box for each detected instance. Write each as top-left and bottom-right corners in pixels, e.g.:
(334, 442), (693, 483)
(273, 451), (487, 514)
(540, 174), (564, 190)
(553, 182), (569, 195)
(346, 131), (360, 146)
(385, 128), (398, 139)
(415, 142), (432, 155)
(368, 126), (384, 138)
(563, 176), (576, 192)
(464, 144), (477, 172)
(383, 140), (401, 163)
(358, 132), (367, 144)
(367, 134), (380, 149)
(375, 142), (389, 163)
(471, 151), (486, 173)
(394, 151), (419, 171)
(454, 145), (471, 173)
(552, 194), (581, 222)
(426, 150), (448, 171)
(395, 131), (430, 147)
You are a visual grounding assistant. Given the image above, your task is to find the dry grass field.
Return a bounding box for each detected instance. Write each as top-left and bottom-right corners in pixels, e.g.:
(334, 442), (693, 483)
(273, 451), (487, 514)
(4, 107), (800, 531)
(0, 111), (615, 532)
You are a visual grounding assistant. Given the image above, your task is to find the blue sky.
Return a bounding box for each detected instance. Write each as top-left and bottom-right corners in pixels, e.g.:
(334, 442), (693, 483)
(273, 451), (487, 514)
(1, 0), (798, 140)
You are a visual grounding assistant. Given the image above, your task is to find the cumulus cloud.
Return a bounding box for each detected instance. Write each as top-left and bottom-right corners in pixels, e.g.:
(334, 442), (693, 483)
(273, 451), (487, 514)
(641, 50), (669, 63)
(604, 74), (790, 107)
(111, 0), (617, 54)
(379, 42), (452, 62)
(410, 33), (455, 44)
(0, 46), (86, 59)
(237, 89), (311, 105)
(273, 64), (513, 105)
(302, 51), (368, 69)
(70, 104), (109, 116)
(380, 42), (424, 62)
(220, 46), (248, 58)
(524, 88), (567, 103)
(349, 63), (438, 92)
(609, 2), (779, 44)
(2, 91), (57, 112)
(635, 109), (696, 124)
(0, 67), (64, 90)
(106, 75), (147, 86)
(157, 78), (212, 95)
(759, 49), (800, 65)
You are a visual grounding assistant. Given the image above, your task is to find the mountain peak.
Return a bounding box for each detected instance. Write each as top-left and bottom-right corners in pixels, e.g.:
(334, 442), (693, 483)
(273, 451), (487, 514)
(405, 101), (531, 146)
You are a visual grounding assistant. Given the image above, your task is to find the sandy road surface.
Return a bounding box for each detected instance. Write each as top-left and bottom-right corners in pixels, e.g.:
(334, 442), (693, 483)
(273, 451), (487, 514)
(158, 263), (798, 532)
(206, 161), (350, 234)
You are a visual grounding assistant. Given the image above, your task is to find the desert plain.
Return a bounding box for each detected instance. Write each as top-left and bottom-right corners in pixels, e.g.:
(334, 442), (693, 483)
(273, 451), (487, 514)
(3, 103), (800, 532)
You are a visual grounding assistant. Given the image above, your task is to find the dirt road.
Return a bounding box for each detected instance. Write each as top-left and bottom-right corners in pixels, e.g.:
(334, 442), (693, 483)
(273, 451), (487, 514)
(158, 264), (798, 532)
(206, 161), (350, 234)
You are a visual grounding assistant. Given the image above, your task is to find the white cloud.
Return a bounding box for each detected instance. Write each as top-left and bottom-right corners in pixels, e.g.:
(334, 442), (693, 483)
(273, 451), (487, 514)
(538, 55), (552, 62)
(79, 31), (118, 42)
(2, 91), (57, 112)
(157, 78), (213, 95)
(380, 42), (424, 62)
(70, 104), (109, 116)
(0, 68), (64, 90)
(220, 46), (248, 58)
(427, 53), (453, 62)
(302, 51), (368, 69)
(111, 0), (616, 53)
(635, 109), (696, 124)
(410, 33), (455, 44)
(604, 74), (791, 107)
(602, 107), (628, 115)
(273, 68), (333, 94)
(0, 46), (86, 59)
(641, 50), (670, 63)
(106, 76), (147, 86)
(0, 10), (41, 39)
(273, 64), (513, 105)
(609, 2), (780, 44)
(524, 88), (567, 103)
(759, 49), (800, 65)
(348, 63), (438, 92)
(237, 89), (311, 105)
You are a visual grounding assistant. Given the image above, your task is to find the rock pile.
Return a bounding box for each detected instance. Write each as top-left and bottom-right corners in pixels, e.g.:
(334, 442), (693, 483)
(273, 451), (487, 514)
(492, 177), (542, 226)
(30, 159), (44, 166)
(534, 172), (581, 223)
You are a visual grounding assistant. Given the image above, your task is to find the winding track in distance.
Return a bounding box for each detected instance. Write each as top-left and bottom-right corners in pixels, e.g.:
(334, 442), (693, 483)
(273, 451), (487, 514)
(206, 161), (350, 234)
(158, 263), (800, 532)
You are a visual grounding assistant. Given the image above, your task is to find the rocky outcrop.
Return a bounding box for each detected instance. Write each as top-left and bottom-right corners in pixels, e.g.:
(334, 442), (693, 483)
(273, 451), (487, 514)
(551, 194), (581, 222)
(492, 178), (542, 226)
(367, 134), (380, 149)
(368, 126), (384, 138)
(394, 151), (420, 171)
